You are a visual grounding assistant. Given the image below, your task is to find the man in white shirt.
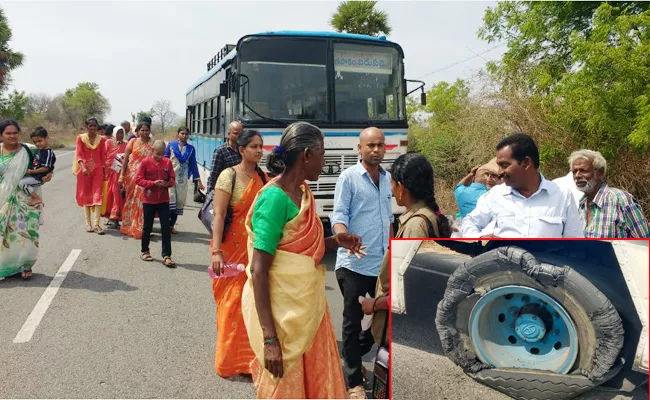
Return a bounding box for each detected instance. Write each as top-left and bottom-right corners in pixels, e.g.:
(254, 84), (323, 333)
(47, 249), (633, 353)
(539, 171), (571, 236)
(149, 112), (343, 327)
(462, 133), (584, 238)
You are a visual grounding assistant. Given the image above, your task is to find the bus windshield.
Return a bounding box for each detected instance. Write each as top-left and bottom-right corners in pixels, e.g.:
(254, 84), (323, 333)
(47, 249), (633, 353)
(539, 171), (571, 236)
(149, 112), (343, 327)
(238, 38), (329, 122)
(333, 42), (404, 122)
(238, 36), (405, 124)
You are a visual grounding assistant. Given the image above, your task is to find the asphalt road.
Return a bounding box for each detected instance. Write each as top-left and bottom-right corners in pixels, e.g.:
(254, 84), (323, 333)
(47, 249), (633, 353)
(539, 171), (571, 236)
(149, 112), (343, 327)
(392, 247), (648, 400)
(0, 147), (376, 399)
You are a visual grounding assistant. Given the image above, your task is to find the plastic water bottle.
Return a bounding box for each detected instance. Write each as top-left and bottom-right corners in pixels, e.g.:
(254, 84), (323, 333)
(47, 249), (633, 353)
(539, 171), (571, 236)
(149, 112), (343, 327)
(208, 263), (245, 279)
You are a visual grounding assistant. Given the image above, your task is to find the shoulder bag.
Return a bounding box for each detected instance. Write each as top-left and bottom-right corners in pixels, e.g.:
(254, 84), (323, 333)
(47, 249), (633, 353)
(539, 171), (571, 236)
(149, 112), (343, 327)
(198, 168), (237, 241)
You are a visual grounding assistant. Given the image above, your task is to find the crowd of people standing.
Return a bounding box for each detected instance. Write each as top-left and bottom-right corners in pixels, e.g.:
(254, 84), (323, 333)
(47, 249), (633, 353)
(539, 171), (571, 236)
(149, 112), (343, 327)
(451, 133), (649, 238)
(1, 111), (648, 400)
(0, 115), (205, 280)
(203, 120), (448, 399)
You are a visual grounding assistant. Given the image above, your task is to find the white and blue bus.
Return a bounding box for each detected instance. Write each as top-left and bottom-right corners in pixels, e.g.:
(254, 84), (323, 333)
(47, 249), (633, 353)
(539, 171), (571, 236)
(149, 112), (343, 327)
(185, 30), (425, 226)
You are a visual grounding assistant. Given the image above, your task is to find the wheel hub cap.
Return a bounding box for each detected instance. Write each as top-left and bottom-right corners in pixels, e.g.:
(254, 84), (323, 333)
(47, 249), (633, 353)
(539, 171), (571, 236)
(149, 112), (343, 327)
(515, 314), (546, 342)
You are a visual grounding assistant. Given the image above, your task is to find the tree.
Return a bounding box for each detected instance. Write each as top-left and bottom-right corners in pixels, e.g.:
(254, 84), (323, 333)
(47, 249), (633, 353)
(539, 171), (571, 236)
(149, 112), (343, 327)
(136, 110), (153, 124)
(0, 7), (24, 89)
(61, 82), (110, 128)
(0, 90), (28, 120)
(151, 99), (176, 134)
(330, 1), (391, 37)
(45, 95), (67, 125)
(478, 2), (650, 151)
(26, 93), (53, 115)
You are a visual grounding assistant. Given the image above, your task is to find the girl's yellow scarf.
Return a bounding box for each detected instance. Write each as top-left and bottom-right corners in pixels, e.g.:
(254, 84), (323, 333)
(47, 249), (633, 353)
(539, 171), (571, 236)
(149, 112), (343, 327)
(72, 133), (102, 175)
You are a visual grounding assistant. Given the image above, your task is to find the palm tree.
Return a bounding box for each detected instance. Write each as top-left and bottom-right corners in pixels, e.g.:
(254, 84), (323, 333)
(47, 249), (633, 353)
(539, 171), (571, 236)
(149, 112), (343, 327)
(330, 1), (392, 37)
(0, 8), (24, 89)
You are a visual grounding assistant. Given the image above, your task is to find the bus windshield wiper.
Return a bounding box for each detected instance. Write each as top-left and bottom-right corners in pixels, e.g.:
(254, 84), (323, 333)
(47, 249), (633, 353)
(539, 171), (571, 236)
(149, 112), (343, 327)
(242, 102), (289, 127)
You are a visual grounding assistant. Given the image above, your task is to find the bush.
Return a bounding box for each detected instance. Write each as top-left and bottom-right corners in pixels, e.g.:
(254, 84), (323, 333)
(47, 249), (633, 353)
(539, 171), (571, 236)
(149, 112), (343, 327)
(21, 113), (78, 149)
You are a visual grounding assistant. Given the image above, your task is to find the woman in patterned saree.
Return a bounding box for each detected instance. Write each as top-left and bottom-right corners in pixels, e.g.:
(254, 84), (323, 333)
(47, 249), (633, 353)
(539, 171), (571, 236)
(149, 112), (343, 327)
(119, 120), (153, 239)
(0, 120), (43, 280)
(102, 126), (128, 226)
(242, 122), (365, 399)
(73, 117), (107, 234)
(166, 126), (203, 234)
(210, 129), (267, 378)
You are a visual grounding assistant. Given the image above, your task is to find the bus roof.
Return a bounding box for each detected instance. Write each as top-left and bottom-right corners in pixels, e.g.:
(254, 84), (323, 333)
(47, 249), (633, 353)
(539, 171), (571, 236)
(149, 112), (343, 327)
(186, 30), (398, 95)
(251, 30), (395, 44)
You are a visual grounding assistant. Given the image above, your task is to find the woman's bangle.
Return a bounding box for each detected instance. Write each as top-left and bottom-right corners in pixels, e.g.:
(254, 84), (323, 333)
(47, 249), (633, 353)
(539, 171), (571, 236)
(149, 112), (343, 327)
(264, 338), (279, 345)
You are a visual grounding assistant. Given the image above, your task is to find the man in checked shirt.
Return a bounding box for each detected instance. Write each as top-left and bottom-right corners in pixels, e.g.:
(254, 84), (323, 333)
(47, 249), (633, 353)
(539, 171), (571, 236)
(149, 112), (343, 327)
(206, 120), (243, 193)
(570, 149), (649, 238)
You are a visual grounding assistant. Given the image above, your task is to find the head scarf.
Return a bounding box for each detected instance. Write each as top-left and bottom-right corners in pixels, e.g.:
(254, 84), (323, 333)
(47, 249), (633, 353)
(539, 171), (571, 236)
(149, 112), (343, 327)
(113, 126), (126, 143)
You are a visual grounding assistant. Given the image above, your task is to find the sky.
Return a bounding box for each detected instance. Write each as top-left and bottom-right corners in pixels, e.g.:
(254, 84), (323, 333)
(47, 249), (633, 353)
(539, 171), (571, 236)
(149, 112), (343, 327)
(3, 0), (505, 123)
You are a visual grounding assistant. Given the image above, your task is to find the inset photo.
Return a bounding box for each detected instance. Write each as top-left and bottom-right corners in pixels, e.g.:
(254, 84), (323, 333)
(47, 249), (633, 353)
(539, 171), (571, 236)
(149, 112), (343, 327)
(391, 239), (649, 400)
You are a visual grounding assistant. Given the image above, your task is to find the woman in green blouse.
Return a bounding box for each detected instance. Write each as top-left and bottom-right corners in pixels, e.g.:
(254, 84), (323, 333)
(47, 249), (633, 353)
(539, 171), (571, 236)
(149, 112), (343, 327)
(241, 122), (364, 399)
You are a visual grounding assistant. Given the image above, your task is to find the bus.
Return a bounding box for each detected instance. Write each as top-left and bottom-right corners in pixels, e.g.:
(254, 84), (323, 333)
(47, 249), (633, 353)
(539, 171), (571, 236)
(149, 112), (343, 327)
(185, 30), (425, 227)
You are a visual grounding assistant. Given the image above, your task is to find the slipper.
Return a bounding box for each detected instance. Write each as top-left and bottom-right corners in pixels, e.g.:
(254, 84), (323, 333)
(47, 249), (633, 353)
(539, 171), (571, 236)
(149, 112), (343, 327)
(163, 256), (176, 268)
(141, 252), (153, 261)
(94, 226), (105, 235)
(21, 269), (32, 280)
(86, 224), (93, 233)
(348, 385), (367, 399)
(171, 227), (179, 234)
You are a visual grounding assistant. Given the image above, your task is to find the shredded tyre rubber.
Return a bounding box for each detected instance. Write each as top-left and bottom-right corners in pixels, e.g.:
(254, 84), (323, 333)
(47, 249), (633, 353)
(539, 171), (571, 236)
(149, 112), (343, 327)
(434, 246), (625, 399)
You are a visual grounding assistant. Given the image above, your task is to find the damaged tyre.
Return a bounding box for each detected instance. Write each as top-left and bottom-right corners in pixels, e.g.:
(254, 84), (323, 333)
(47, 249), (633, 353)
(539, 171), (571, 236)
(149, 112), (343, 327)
(435, 246), (625, 400)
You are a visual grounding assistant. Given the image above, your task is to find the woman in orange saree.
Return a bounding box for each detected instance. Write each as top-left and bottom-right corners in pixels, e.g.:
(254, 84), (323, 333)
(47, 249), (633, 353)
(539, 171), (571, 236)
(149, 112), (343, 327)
(102, 126), (128, 225)
(242, 122), (365, 399)
(73, 117), (107, 235)
(119, 121), (153, 239)
(210, 130), (268, 378)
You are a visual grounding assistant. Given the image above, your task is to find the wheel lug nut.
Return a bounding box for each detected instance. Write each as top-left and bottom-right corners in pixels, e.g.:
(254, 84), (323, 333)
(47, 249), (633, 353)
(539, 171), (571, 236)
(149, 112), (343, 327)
(532, 316), (538, 321)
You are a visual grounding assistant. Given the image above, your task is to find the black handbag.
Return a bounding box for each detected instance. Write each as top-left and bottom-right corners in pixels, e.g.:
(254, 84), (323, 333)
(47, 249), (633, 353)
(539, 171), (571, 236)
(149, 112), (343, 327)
(197, 168), (236, 241)
(372, 312), (390, 400)
(193, 180), (206, 203)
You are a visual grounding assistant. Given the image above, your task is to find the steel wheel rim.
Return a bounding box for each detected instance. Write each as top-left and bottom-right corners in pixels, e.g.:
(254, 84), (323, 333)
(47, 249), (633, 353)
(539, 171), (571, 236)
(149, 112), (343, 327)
(469, 285), (579, 374)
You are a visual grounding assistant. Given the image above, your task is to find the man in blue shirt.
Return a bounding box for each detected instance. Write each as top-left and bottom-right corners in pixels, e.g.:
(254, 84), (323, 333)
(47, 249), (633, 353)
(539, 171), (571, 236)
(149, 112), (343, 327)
(330, 127), (393, 397)
(454, 164), (488, 218)
(454, 157), (501, 217)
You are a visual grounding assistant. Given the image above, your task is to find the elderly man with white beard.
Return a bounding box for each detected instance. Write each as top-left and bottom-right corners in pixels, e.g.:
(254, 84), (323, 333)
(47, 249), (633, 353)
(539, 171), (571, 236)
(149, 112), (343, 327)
(570, 149), (649, 238)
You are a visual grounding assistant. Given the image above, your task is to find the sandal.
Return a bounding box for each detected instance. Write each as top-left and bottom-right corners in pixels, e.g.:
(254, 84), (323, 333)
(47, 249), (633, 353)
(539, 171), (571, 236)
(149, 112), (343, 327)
(94, 226), (105, 235)
(163, 256), (176, 268)
(21, 269), (32, 280)
(141, 252), (153, 262)
(348, 385), (367, 399)
(86, 224), (93, 233)
(171, 227), (178, 234)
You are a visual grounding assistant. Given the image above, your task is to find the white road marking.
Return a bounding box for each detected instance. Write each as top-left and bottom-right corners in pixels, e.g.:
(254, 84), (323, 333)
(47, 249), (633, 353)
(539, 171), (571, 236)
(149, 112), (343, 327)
(13, 249), (82, 344)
